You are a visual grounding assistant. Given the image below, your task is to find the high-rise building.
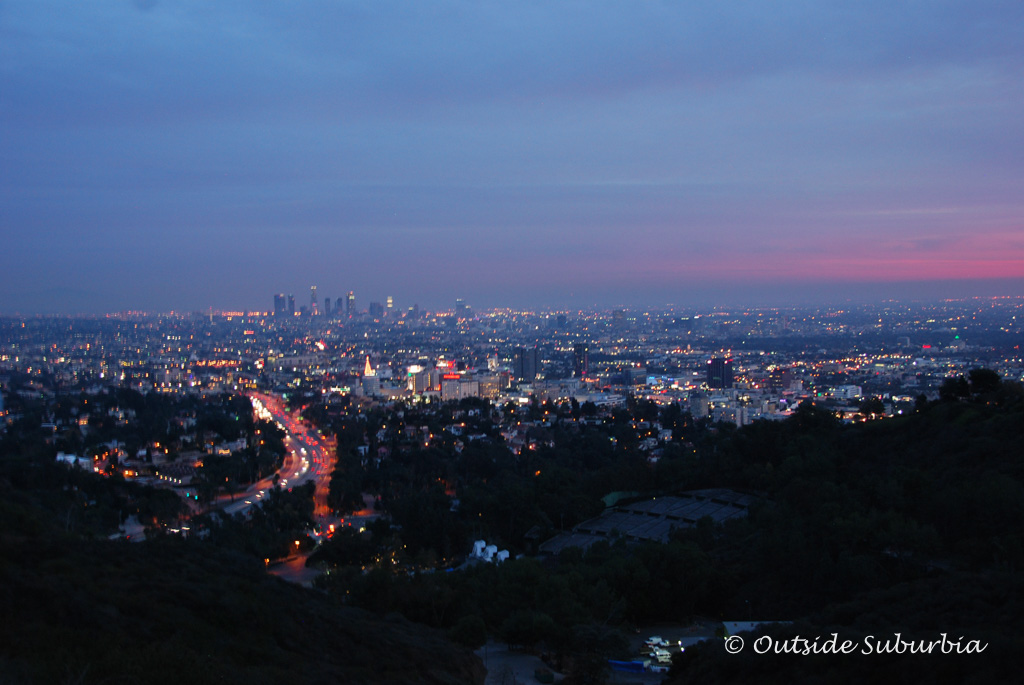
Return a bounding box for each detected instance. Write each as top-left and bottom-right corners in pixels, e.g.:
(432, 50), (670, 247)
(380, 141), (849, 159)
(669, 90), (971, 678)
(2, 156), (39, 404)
(346, 291), (355, 317)
(369, 301), (384, 318)
(361, 356), (380, 396)
(767, 367), (793, 392)
(386, 296), (393, 313)
(624, 365), (648, 386)
(323, 298), (332, 317)
(477, 375), (501, 400)
(706, 358), (734, 389)
(409, 368), (434, 394)
(287, 294), (295, 315)
(310, 286), (319, 316)
(455, 299), (472, 321)
(441, 376), (479, 401)
(514, 347), (540, 382)
(273, 293), (286, 316)
(573, 344), (589, 378)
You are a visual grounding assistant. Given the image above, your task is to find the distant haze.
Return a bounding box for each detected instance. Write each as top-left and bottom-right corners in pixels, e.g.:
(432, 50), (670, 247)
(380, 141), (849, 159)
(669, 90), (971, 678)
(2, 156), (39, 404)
(2, 2), (1023, 314)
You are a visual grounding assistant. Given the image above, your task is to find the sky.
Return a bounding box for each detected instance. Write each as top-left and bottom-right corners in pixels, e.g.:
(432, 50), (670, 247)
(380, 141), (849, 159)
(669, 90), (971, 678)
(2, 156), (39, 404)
(2, 1), (1024, 314)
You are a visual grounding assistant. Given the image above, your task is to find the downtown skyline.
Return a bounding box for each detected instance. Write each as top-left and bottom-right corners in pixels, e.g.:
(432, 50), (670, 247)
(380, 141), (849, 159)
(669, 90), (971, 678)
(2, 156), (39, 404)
(3, 1), (1024, 314)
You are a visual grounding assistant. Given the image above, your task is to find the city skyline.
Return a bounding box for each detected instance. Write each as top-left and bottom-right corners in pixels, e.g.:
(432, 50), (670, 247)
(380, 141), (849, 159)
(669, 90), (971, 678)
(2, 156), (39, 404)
(3, 278), (1024, 318)
(3, 2), (1024, 314)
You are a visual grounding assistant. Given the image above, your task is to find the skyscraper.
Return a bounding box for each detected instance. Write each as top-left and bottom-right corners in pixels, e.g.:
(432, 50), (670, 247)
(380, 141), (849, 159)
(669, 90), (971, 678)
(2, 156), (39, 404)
(514, 347), (540, 382)
(273, 293), (285, 316)
(310, 286), (319, 316)
(346, 291), (355, 317)
(573, 344), (589, 378)
(287, 294), (295, 315)
(323, 297), (332, 317)
(706, 358), (734, 389)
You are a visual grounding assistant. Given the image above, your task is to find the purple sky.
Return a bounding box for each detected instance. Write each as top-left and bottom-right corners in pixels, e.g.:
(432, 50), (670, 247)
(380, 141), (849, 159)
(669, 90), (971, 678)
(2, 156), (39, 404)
(3, 1), (1024, 314)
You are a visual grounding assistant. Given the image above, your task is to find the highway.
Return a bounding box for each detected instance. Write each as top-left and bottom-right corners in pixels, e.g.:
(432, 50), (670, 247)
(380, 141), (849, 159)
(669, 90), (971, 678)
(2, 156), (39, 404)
(221, 392), (337, 523)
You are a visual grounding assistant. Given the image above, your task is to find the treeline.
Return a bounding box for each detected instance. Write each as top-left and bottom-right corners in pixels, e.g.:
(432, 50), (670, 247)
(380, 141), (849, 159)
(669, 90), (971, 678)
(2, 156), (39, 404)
(319, 397), (710, 560)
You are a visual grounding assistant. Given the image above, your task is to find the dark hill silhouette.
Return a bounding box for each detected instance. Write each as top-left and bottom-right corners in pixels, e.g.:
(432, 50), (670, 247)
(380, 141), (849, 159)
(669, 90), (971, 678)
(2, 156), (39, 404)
(0, 487), (484, 685)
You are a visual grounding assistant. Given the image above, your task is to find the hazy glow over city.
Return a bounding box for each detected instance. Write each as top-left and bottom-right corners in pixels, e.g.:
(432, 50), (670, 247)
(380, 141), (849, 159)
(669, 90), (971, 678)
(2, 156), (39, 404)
(2, 1), (1023, 312)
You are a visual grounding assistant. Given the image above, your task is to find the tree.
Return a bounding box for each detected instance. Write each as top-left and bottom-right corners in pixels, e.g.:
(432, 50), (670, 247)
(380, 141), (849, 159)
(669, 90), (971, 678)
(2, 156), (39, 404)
(939, 375), (970, 401)
(789, 400), (839, 432)
(858, 396), (885, 417)
(968, 367), (1002, 395)
(500, 610), (555, 650)
(448, 614), (487, 650)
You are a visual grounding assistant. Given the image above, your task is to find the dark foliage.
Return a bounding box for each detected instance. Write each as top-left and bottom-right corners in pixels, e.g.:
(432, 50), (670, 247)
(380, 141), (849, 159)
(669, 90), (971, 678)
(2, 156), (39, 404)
(312, 378), (1023, 682)
(0, 485), (484, 685)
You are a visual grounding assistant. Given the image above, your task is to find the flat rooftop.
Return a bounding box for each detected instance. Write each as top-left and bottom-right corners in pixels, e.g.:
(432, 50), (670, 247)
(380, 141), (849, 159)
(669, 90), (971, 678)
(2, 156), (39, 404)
(539, 489), (756, 555)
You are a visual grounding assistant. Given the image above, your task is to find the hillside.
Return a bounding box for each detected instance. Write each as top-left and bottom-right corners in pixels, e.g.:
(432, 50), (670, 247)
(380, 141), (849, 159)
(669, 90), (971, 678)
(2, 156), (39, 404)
(663, 388), (1024, 683)
(0, 487), (484, 685)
